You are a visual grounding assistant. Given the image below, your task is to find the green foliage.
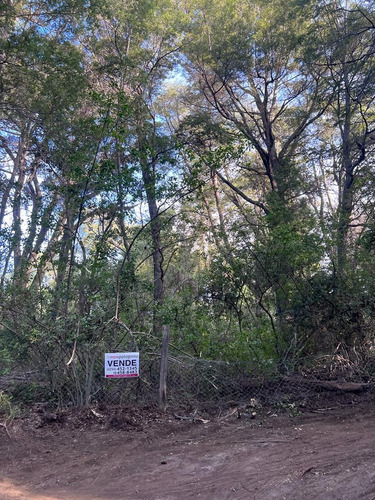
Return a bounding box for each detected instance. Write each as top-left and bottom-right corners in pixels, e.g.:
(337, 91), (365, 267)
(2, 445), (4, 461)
(0, 391), (20, 421)
(8, 382), (54, 406)
(0, 0), (375, 408)
(276, 398), (301, 418)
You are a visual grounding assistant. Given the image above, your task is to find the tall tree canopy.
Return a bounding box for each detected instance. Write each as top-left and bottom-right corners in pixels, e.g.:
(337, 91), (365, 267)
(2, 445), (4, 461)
(0, 0), (375, 399)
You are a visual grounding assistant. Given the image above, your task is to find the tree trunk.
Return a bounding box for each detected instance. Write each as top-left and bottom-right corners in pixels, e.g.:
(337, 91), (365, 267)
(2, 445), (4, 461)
(141, 159), (164, 336)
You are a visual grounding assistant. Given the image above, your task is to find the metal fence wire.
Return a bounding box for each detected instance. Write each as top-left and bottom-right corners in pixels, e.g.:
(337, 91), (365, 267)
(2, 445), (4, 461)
(49, 342), (375, 409)
(51, 354), (280, 408)
(1, 341), (375, 411)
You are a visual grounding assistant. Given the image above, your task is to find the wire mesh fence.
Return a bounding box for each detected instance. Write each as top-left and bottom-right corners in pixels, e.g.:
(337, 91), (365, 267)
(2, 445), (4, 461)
(50, 346), (375, 410)
(1, 339), (375, 412)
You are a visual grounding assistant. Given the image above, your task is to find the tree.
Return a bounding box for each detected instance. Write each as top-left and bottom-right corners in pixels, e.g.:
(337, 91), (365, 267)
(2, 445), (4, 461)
(178, 0), (328, 363)
(320, 2), (375, 275)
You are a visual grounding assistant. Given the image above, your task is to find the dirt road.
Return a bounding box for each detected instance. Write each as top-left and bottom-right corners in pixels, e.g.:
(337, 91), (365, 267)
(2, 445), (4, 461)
(0, 404), (374, 500)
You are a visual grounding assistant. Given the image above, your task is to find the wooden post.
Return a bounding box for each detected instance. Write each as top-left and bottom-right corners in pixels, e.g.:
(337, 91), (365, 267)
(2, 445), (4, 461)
(159, 325), (170, 412)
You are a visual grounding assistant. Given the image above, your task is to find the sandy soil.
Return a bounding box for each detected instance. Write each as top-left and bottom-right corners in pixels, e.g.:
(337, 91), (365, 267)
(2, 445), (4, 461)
(0, 403), (374, 500)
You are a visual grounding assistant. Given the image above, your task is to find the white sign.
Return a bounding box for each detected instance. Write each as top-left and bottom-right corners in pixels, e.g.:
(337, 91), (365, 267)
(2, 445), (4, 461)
(105, 352), (139, 378)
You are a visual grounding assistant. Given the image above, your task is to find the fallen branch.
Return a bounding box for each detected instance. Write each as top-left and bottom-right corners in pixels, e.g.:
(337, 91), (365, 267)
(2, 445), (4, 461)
(0, 422), (11, 439)
(282, 376), (371, 393)
(299, 466), (315, 478)
(91, 409), (104, 418)
(310, 406), (342, 413)
(218, 408), (239, 422)
(173, 413), (209, 424)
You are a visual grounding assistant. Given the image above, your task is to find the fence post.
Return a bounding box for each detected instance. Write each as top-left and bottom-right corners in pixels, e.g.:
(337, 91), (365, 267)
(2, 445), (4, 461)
(159, 325), (170, 412)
